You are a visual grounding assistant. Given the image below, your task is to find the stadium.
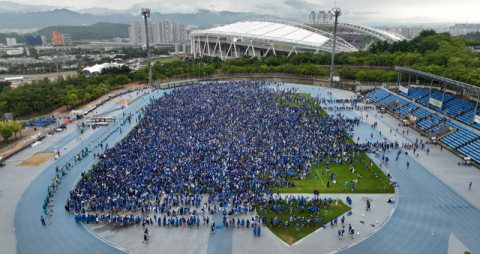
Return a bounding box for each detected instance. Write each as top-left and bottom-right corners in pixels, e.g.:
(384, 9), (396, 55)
(190, 19), (358, 60)
(3, 16), (480, 254)
(190, 19), (407, 60)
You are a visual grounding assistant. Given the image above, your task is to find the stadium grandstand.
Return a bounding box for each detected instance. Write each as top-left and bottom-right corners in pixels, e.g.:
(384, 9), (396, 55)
(337, 33), (368, 47)
(189, 19), (357, 60)
(365, 66), (480, 164)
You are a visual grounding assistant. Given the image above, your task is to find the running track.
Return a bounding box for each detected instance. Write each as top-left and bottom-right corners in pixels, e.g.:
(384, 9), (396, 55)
(13, 84), (480, 254)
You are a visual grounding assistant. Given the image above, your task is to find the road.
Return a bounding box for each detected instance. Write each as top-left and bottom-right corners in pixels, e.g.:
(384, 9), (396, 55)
(0, 71), (77, 80)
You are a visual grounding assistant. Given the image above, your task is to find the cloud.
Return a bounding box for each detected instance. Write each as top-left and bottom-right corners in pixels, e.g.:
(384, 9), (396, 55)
(1, 0), (479, 25)
(0, 1), (59, 13)
(127, 1), (201, 15)
(254, 3), (280, 11)
(283, 0), (321, 11)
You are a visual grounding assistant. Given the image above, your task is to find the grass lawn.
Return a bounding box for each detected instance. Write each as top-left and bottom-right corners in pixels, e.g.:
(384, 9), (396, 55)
(257, 200), (350, 244)
(286, 152), (394, 194)
(142, 57), (178, 65)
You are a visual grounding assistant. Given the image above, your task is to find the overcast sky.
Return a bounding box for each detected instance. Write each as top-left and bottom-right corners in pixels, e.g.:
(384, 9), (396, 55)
(3, 0), (480, 24)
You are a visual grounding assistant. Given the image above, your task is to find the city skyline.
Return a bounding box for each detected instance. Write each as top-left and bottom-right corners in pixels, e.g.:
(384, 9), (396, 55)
(1, 0), (479, 24)
(129, 20), (188, 44)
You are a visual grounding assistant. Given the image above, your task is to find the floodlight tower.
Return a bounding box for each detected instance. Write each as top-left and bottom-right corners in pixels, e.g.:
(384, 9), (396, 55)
(328, 7), (341, 88)
(141, 8), (152, 92)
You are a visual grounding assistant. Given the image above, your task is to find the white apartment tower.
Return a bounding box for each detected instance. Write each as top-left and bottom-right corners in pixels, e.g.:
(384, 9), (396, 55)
(314, 11), (333, 22)
(309, 11), (316, 23)
(129, 20), (187, 44)
(6, 37), (16, 46)
(163, 20), (173, 43)
(317, 11), (326, 22)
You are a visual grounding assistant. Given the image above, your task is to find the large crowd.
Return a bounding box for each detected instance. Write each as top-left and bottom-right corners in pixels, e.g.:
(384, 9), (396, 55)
(66, 81), (381, 232)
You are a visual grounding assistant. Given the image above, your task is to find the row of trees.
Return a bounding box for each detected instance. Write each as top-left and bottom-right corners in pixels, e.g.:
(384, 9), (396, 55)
(0, 64), (153, 117)
(0, 121), (26, 144)
(459, 32), (480, 46)
(338, 67), (399, 82)
(146, 30), (479, 85)
(0, 74), (113, 117)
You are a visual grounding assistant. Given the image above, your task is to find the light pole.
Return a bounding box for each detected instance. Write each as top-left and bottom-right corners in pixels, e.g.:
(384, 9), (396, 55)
(329, 7), (341, 88)
(141, 8), (152, 93)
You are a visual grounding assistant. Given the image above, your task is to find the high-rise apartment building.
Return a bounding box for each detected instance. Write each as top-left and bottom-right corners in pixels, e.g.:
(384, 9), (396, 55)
(129, 20), (187, 44)
(163, 20), (173, 43)
(179, 23), (188, 42)
(63, 34), (72, 45)
(150, 21), (164, 44)
(436, 24), (480, 36)
(309, 11), (316, 23)
(6, 37), (16, 46)
(379, 26), (425, 39)
(317, 11), (326, 22)
(52, 31), (64, 45)
(24, 35), (43, 45)
(326, 11), (333, 22)
(314, 11), (332, 22)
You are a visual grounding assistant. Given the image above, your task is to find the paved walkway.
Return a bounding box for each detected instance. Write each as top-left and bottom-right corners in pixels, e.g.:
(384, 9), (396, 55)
(88, 193), (394, 254)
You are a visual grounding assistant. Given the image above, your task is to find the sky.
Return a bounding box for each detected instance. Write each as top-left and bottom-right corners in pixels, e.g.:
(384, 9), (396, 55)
(1, 0), (479, 24)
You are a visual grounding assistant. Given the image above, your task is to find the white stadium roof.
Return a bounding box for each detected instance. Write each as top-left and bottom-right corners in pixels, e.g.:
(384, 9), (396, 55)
(301, 20), (407, 42)
(191, 19), (358, 53)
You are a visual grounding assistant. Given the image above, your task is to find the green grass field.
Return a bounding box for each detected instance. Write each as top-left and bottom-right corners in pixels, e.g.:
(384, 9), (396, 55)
(257, 200), (350, 244)
(146, 57), (178, 65)
(285, 153), (394, 194)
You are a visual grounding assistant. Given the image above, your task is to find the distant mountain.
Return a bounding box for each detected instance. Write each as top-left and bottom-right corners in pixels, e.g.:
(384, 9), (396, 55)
(0, 8), (296, 29)
(0, 1), (59, 13)
(0, 9), (107, 29)
(37, 22), (129, 41)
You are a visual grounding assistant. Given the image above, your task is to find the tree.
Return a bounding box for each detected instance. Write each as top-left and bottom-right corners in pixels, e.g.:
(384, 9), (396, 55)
(0, 101), (8, 114)
(65, 93), (79, 107)
(19, 121), (28, 137)
(14, 102), (31, 116)
(114, 74), (129, 88)
(106, 77), (116, 86)
(135, 70), (148, 83)
(151, 70), (159, 81)
(338, 67), (358, 80)
(356, 71), (367, 81)
(8, 121), (22, 140)
(0, 125), (13, 144)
